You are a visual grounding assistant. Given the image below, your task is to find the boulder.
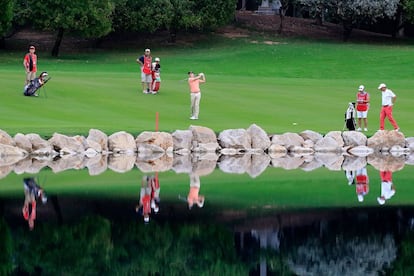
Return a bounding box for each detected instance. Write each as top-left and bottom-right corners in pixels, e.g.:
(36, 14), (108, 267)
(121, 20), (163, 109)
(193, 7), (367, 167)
(0, 129), (15, 146)
(325, 131), (344, 147)
(26, 134), (54, 155)
(218, 128), (251, 150)
(14, 133), (32, 152)
(342, 156), (367, 171)
(299, 130), (323, 144)
(136, 131), (173, 152)
(0, 144), (28, 166)
(271, 132), (304, 148)
(172, 130), (193, 151)
(247, 124), (271, 150)
(406, 137), (414, 151)
(190, 125), (220, 153)
(87, 129), (108, 153)
(347, 146), (374, 157)
(342, 131), (367, 147)
(367, 130), (406, 150)
(108, 131), (137, 154)
(49, 133), (86, 155)
(314, 136), (342, 153)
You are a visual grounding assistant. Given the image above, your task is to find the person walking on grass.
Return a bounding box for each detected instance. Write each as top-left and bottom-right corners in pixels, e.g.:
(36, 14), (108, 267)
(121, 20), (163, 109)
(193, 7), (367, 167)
(356, 85), (370, 132)
(378, 83), (400, 131)
(137, 48), (152, 94)
(188, 71), (206, 120)
(23, 45), (37, 85)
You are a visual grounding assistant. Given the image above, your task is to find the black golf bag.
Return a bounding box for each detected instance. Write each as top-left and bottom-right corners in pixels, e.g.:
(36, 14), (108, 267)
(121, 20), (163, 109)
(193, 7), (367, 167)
(24, 72), (50, 96)
(344, 102), (356, 131)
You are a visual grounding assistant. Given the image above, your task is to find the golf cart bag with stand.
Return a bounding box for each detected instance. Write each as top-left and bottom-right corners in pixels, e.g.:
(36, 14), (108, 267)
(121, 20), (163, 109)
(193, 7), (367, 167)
(344, 102), (356, 131)
(24, 71), (51, 96)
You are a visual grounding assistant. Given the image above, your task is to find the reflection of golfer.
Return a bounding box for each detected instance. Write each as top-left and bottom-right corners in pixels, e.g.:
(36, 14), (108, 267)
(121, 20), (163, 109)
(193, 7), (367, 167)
(355, 167), (369, 202)
(22, 177), (47, 230)
(377, 171), (395, 205)
(187, 172), (205, 209)
(188, 71), (206, 120)
(136, 176), (152, 223)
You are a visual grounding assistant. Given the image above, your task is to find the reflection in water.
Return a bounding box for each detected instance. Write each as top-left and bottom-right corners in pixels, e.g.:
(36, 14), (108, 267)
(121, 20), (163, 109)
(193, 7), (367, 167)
(136, 174), (160, 223)
(22, 177), (47, 230)
(378, 171), (396, 205)
(187, 172), (205, 209)
(346, 167), (370, 202)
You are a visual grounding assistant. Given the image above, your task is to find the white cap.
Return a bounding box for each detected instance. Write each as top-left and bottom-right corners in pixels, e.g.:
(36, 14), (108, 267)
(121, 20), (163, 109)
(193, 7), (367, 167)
(155, 57), (160, 62)
(145, 48), (150, 52)
(357, 194), (364, 202)
(358, 85), (364, 91)
(378, 83), (386, 89)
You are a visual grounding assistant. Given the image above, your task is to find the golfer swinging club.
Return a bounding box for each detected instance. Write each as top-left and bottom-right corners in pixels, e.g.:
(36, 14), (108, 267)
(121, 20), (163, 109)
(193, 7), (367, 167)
(187, 71), (206, 120)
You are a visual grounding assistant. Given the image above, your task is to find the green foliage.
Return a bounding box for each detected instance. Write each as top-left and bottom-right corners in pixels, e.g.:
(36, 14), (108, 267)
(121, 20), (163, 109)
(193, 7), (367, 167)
(29, 0), (114, 37)
(0, 219), (13, 275)
(0, 0), (14, 37)
(403, 0), (414, 22)
(390, 231), (414, 275)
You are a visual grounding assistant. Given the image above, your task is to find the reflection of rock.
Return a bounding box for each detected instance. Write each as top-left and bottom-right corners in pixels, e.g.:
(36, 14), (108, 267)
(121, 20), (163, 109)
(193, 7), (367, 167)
(347, 146), (374, 157)
(0, 166), (13, 179)
(368, 130), (406, 151)
(271, 155), (304, 170)
(367, 154), (405, 172)
(108, 131), (136, 154)
(342, 131), (367, 146)
(268, 144), (287, 158)
(85, 154), (108, 176)
(108, 153), (136, 173)
(300, 158), (323, 171)
(48, 155), (85, 173)
(315, 153), (343, 171)
(172, 153), (192, 174)
(136, 154), (173, 172)
(342, 156), (367, 171)
(247, 154), (270, 178)
(0, 144), (28, 166)
(218, 154), (250, 174)
(192, 153), (218, 176)
(218, 128), (251, 150)
(87, 129), (108, 153)
(325, 131), (344, 147)
(407, 137), (414, 151)
(406, 153), (414, 165)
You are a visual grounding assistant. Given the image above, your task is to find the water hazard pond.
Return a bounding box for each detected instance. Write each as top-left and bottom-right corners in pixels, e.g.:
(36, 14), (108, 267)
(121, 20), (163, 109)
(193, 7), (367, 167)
(1, 161), (414, 275)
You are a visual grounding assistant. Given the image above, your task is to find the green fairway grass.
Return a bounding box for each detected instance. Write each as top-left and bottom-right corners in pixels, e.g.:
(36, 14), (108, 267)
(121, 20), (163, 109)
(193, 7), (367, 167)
(1, 35), (413, 137)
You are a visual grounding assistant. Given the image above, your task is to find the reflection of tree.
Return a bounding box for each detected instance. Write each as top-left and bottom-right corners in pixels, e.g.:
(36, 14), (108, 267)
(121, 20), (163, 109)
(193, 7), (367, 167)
(389, 231), (414, 274)
(8, 216), (250, 274)
(287, 234), (396, 275)
(13, 216), (112, 275)
(0, 218), (13, 275)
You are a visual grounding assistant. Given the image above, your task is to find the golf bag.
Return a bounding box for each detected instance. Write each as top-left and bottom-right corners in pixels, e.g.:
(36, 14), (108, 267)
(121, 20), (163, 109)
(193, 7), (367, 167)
(151, 69), (161, 94)
(344, 102), (356, 131)
(24, 71), (50, 96)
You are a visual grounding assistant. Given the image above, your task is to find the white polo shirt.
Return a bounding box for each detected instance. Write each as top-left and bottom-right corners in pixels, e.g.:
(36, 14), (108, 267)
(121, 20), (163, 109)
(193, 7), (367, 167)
(382, 89), (396, 106)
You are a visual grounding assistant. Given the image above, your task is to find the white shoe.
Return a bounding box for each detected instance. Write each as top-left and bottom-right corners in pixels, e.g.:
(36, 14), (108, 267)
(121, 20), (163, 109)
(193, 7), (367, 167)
(190, 116), (196, 120)
(364, 128), (368, 131)
(34, 93), (39, 97)
(143, 90), (147, 94)
(357, 127), (362, 131)
(395, 128), (400, 132)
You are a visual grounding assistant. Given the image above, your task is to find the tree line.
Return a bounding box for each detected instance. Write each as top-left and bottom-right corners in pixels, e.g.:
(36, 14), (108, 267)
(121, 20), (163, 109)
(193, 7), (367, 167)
(0, 0), (235, 56)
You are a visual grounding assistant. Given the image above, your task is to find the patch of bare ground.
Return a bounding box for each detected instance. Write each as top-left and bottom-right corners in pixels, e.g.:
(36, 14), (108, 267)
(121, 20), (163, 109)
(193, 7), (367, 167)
(218, 10), (393, 43)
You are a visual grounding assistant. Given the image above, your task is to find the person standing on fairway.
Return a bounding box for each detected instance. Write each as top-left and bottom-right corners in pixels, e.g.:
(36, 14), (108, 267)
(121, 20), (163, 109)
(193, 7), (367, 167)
(137, 48), (152, 94)
(356, 85), (370, 131)
(23, 45), (37, 85)
(188, 71), (206, 120)
(378, 83), (399, 131)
